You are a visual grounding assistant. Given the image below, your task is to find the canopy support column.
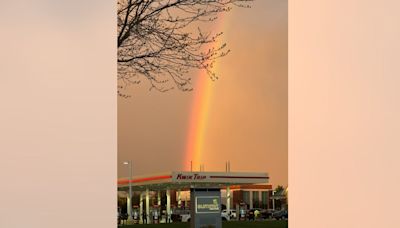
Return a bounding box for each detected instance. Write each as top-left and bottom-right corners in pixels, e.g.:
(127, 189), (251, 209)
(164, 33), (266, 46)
(226, 186), (231, 216)
(166, 189), (171, 223)
(146, 188), (150, 223)
(178, 190), (182, 208)
(249, 191), (253, 209)
(157, 191), (161, 206)
(139, 192), (143, 223)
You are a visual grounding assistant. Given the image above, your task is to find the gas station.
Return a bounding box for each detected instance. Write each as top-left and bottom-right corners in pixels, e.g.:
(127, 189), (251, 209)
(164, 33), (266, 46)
(117, 171), (273, 226)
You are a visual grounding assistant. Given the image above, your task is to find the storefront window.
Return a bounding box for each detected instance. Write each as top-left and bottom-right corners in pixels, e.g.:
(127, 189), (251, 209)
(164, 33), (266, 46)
(253, 191), (260, 208)
(261, 191), (268, 209)
(243, 191), (250, 206)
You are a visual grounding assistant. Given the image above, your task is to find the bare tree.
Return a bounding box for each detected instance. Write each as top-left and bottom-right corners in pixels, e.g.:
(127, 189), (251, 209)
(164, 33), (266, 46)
(117, 0), (253, 96)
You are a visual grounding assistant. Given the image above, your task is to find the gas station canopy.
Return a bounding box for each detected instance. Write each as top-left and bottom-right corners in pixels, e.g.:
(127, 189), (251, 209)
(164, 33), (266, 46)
(118, 171), (269, 191)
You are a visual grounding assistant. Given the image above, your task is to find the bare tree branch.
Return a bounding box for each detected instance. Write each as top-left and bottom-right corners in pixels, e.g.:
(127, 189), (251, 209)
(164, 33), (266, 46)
(117, 0), (253, 96)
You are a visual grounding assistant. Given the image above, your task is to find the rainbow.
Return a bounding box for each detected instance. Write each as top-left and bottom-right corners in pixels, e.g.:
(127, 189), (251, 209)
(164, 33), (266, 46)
(183, 14), (228, 171)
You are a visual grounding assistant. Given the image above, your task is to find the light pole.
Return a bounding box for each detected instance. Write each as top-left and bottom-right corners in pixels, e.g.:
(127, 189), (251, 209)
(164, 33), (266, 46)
(123, 161), (133, 222)
(272, 190), (276, 211)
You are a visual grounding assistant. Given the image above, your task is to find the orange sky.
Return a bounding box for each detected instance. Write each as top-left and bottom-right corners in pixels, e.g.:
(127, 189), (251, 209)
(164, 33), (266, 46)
(118, 0), (288, 187)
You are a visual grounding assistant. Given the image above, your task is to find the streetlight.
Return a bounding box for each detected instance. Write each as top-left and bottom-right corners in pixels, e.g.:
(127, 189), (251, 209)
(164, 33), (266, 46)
(272, 190), (276, 211)
(123, 161), (133, 222)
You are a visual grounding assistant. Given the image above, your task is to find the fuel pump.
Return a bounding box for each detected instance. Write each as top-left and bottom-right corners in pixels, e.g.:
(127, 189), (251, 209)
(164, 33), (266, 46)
(152, 205), (160, 224)
(132, 206), (140, 224)
(239, 203), (247, 221)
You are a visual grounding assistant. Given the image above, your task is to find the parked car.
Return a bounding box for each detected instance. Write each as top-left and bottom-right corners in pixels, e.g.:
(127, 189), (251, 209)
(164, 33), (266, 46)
(170, 213), (182, 222)
(247, 209), (255, 221)
(261, 209), (275, 219)
(272, 210), (288, 220)
(222, 209), (237, 219)
(171, 208), (190, 222)
(221, 213), (230, 221)
(181, 213), (191, 222)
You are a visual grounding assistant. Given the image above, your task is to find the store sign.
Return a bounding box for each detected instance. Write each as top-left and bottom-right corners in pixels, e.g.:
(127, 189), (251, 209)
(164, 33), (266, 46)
(172, 171), (268, 184)
(174, 173), (207, 181)
(191, 188), (222, 228)
(195, 196), (220, 213)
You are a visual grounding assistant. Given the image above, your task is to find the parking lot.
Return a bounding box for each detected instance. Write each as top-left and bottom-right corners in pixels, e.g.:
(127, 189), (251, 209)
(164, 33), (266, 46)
(118, 220), (288, 228)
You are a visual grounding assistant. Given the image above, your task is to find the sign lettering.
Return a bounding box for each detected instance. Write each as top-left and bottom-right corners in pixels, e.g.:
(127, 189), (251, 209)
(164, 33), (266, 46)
(176, 173), (206, 181)
(196, 197), (220, 213)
